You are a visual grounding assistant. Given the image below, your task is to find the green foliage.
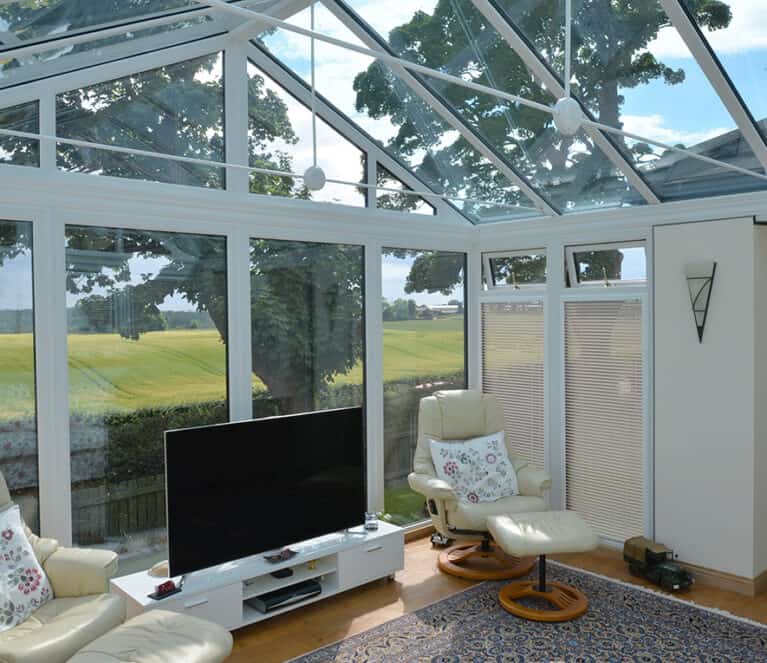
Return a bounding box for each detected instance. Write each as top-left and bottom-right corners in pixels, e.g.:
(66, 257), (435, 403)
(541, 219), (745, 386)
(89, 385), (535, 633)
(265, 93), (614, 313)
(382, 298), (417, 321)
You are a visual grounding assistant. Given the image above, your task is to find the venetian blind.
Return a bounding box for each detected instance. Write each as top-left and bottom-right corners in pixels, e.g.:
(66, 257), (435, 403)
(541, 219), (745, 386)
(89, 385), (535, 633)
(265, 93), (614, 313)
(481, 302), (545, 468)
(564, 299), (645, 541)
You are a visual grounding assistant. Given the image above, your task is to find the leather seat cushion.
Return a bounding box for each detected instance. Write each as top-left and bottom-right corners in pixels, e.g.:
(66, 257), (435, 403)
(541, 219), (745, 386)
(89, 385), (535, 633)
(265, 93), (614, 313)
(487, 510), (599, 557)
(445, 495), (548, 531)
(0, 593), (125, 663)
(68, 609), (233, 663)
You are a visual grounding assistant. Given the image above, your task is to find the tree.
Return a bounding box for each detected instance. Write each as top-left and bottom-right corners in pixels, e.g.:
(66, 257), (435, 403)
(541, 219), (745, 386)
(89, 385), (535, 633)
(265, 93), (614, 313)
(353, 0), (732, 212)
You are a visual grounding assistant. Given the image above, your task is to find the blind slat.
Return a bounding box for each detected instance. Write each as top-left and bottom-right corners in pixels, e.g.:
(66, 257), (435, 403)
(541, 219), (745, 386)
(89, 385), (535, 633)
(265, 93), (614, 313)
(482, 302), (545, 469)
(565, 299), (644, 542)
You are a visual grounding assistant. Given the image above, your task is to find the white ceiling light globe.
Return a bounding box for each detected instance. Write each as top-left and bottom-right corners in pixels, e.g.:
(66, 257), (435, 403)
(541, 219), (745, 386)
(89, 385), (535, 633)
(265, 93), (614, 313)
(552, 97), (583, 136)
(303, 165), (327, 191)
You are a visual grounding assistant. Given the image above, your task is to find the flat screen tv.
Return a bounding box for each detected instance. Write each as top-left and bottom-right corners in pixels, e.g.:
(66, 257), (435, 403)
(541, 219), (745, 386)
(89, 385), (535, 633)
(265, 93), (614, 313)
(165, 406), (365, 576)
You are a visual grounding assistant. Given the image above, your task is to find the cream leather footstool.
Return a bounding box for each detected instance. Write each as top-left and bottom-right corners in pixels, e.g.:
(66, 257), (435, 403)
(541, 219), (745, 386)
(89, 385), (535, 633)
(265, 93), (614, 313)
(67, 610), (233, 663)
(487, 511), (598, 622)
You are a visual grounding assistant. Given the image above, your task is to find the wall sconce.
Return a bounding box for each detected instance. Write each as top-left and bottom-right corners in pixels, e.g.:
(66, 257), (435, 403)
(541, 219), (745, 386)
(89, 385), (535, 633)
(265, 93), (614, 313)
(685, 260), (717, 343)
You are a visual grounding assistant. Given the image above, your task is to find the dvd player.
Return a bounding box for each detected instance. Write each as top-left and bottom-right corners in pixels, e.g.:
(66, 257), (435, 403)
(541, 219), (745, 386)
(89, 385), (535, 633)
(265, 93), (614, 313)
(246, 579), (322, 613)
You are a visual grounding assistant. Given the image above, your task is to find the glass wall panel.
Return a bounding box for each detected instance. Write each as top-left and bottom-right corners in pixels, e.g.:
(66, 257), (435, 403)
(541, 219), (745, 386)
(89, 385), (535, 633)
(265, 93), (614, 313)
(341, 0), (644, 214)
(376, 164), (434, 215)
(0, 220), (38, 531)
(255, 5), (540, 223)
(247, 61), (366, 206)
(0, 101), (39, 167)
(249, 239), (364, 417)
(66, 225), (228, 574)
(381, 248), (466, 525)
(486, 251), (547, 288)
(56, 53), (225, 188)
(567, 244), (647, 286)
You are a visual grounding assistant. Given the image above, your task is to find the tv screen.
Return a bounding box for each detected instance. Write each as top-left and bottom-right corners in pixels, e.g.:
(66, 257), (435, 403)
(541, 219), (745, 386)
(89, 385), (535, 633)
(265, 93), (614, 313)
(165, 406), (366, 576)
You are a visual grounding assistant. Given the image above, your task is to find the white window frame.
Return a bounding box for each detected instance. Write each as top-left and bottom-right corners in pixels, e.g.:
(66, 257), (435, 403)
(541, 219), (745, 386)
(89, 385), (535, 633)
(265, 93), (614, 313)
(565, 240), (647, 288)
(483, 248), (548, 291)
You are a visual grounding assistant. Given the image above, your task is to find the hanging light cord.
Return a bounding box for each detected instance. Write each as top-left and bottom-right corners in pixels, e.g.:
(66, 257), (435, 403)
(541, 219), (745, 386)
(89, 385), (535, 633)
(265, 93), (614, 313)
(564, 0), (572, 98)
(310, 1), (318, 169)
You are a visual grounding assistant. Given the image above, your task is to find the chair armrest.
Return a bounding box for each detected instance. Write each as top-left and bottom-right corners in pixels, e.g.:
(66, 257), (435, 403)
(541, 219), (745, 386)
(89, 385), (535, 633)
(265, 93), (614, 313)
(517, 465), (552, 498)
(408, 472), (456, 501)
(43, 546), (119, 598)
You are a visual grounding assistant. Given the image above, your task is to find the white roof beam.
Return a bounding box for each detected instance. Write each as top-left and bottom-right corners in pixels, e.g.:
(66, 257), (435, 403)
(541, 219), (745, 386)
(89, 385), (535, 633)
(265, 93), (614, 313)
(471, 0), (661, 205)
(322, 0), (558, 217)
(658, 0), (767, 173)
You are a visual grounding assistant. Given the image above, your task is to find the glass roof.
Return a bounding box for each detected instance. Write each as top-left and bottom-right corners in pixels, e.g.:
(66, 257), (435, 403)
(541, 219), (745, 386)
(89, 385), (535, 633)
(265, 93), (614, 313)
(0, 0), (765, 224)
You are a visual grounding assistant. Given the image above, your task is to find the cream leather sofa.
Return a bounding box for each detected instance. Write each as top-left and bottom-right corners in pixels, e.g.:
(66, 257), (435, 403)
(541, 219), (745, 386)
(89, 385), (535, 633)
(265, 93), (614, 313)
(0, 474), (125, 663)
(408, 390), (551, 579)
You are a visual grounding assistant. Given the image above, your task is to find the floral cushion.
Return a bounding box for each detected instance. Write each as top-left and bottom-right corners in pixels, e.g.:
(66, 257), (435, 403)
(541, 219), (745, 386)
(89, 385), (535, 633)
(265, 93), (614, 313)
(0, 505), (53, 633)
(429, 432), (518, 504)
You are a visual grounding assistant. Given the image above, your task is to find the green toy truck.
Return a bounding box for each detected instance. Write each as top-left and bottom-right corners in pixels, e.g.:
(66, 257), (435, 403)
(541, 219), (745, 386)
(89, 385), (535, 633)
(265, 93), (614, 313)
(623, 536), (694, 592)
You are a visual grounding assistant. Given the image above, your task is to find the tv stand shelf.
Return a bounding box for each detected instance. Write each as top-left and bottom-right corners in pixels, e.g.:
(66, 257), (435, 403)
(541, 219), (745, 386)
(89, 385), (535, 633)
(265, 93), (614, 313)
(110, 521), (404, 631)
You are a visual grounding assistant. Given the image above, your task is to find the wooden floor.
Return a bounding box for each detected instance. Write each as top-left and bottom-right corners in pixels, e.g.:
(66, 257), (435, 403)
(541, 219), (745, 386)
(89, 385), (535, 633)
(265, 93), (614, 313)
(229, 537), (767, 662)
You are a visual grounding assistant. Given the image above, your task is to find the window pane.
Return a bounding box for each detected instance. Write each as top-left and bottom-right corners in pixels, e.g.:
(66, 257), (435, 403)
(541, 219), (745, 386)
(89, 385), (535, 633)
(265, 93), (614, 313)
(0, 220), (38, 531)
(571, 245), (647, 285)
(482, 302), (545, 468)
(247, 60), (366, 206)
(376, 164), (435, 215)
(488, 252), (547, 287)
(56, 53), (224, 188)
(255, 5), (540, 223)
(382, 249), (466, 525)
(249, 239), (364, 417)
(0, 101), (39, 167)
(565, 299), (645, 541)
(66, 225), (228, 574)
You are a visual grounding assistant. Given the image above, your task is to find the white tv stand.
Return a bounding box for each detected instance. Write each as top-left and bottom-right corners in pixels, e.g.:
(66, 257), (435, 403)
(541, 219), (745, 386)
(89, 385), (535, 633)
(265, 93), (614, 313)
(110, 521), (404, 631)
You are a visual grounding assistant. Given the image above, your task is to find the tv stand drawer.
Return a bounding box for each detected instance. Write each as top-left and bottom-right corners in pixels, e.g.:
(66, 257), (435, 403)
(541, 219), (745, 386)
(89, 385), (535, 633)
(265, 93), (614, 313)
(156, 583), (242, 630)
(337, 530), (404, 589)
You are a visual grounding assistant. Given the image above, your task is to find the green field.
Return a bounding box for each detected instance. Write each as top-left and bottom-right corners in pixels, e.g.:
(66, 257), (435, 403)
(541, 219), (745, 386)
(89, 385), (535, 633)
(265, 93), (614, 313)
(0, 317), (466, 419)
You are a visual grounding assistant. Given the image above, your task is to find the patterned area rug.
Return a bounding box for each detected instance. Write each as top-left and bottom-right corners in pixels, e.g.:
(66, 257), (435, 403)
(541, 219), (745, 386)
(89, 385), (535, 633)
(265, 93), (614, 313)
(291, 563), (767, 662)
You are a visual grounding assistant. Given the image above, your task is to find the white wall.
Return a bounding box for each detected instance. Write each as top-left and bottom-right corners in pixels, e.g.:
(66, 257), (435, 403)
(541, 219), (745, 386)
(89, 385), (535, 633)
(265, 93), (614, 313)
(654, 217), (756, 577)
(754, 225), (767, 576)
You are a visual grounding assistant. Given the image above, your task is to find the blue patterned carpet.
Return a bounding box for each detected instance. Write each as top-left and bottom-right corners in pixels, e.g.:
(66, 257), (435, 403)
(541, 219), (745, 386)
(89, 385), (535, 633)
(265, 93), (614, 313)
(292, 563), (767, 662)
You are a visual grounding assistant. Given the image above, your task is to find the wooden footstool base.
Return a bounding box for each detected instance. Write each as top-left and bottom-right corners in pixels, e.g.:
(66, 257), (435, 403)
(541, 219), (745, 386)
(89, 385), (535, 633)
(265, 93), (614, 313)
(438, 541), (536, 581)
(498, 556), (588, 622)
(487, 511), (598, 623)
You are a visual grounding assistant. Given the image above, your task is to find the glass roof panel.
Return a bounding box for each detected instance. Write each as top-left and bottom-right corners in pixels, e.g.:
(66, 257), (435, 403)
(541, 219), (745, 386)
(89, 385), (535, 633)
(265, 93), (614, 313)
(248, 59), (366, 206)
(56, 51), (225, 188)
(495, 0), (767, 200)
(679, 0), (767, 135)
(0, 100), (38, 166)
(255, 2), (541, 223)
(376, 164), (435, 215)
(338, 0), (644, 213)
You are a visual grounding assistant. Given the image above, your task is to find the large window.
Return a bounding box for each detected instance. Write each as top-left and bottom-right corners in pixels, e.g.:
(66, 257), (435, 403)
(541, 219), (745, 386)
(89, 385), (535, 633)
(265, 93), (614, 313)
(66, 225), (228, 574)
(0, 220), (38, 531)
(482, 302), (545, 469)
(249, 239), (364, 417)
(382, 249), (466, 526)
(564, 299), (645, 541)
(57, 53), (225, 188)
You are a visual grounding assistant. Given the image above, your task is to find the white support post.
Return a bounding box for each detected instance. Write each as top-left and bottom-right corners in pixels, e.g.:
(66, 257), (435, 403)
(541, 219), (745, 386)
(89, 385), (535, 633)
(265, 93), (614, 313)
(366, 155), (377, 210)
(467, 242), (483, 390)
(546, 239), (565, 511)
(658, 0), (767, 173)
(364, 242), (385, 513)
(224, 42), (250, 194)
(34, 212), (72, 544)
(38, 94), (56, 172)
(226, 226), (254, 421)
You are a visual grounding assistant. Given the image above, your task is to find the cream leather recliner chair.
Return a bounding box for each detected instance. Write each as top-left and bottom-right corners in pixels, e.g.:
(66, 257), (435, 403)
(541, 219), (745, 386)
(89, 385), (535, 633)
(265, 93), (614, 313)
(0, 473), (126, 663)
(408, 389), (552, 580)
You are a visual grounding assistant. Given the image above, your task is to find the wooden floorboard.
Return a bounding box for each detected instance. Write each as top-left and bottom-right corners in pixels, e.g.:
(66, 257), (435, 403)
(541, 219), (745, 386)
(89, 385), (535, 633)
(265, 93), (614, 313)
(229, 537), (767, 662)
